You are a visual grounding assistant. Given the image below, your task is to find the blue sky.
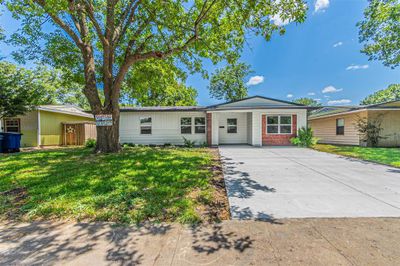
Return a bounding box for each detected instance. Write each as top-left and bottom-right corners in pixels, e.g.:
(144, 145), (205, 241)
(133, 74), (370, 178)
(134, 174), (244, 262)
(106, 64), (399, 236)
(1, 0), (399, 106)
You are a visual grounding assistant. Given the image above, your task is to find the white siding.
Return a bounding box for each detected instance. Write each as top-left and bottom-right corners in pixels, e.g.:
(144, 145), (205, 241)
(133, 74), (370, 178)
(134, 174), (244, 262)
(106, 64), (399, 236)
(252, 111), (262, 146)
(120, 111), (206, 145)
(217, 112), (248, 144)
(246, 112), (253, 145)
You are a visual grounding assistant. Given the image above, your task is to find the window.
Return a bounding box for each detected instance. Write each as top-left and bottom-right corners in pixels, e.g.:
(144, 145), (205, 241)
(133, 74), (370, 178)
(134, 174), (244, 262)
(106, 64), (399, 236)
(181, 117), (192, 134)
(140, 117), (152, 134)
(227, 118), (237, 133)
(195, 117), (206, 134)
(4, 119), (20, 133)
(336, 118), (344, 135)
(266, 115), (292, 134)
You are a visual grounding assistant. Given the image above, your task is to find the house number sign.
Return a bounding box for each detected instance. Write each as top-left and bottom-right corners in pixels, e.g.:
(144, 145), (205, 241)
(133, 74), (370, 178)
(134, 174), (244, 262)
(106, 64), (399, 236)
(95, 114), (113, 126)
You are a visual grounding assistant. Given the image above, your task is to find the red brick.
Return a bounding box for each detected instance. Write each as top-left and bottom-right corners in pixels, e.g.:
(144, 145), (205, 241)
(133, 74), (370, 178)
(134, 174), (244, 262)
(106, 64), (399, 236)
(206, 113), (212, 146)
(262, 114), (297, 146)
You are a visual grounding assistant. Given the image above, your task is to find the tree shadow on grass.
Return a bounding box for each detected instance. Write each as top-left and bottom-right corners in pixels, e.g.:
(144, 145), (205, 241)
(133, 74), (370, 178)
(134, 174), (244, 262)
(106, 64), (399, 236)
(0, 147), (219, 224)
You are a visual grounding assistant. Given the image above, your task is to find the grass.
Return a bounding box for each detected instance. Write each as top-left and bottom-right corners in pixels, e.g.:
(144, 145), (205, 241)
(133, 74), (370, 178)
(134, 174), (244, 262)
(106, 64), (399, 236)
(313, 144), (400, 168)
(0, 147), (228, 224)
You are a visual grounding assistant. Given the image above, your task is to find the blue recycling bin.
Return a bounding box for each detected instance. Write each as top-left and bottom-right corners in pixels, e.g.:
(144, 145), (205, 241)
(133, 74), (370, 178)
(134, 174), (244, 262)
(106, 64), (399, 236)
(0, 134), (3, 153)
(1, 132), (22, 153)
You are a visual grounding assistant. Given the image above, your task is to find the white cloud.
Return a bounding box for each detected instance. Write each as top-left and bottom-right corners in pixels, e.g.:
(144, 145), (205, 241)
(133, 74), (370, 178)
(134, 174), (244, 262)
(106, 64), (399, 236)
(246, 75), (264, 86)
(270, 14), (290, 26)
(322, 85), (343, 93)
(287, 94), (294, 98)
(308, 92), (316, 96)
(333, 41), (343, 48)
(328, 99), (352, 105)
(314, 98), (322, 101)
(324, 95), (330, 98)
(346, 64), (369, 70)
(315, 0), (329, 12)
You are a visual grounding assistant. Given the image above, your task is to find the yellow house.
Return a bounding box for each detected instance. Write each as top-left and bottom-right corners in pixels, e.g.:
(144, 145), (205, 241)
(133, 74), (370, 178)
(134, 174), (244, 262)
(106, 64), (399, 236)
(309, 100), (400, 147)
(0, 105), (95, 147)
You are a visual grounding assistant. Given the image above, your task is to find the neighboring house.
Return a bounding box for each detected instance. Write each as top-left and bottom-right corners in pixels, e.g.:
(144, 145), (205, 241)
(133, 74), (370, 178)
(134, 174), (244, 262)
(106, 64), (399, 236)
(0, 105), (95, 147)
(120, 96), (310, 146)
(309, 100), (400, 147)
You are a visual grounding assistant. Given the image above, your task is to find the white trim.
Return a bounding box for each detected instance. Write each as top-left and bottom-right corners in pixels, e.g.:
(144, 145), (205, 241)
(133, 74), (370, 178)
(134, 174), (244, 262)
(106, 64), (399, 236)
(309, 108), (400, 121)
(37, 110), (41, 146)
(266, 115), (293, 135)
(37, 106), (93, 118)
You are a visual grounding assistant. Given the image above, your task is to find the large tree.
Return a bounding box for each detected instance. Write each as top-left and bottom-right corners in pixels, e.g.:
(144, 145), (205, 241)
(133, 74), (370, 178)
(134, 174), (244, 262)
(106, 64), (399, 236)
(361, 84), (400, 105)
(5, 0), (307, 152)
(358, 0), (400, 68)
(208, 62), (253, 101)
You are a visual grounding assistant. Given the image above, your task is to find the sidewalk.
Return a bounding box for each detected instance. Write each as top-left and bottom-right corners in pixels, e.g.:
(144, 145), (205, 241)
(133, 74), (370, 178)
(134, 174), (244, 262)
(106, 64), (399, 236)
(1, 218), (399, 265)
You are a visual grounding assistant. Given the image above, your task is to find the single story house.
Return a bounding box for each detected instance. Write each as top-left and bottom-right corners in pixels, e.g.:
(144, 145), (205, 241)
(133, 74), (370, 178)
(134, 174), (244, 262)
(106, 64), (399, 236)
(120, 96), (311, 146)
(309, 100), (400, 147)
(0, 105), (95, 147)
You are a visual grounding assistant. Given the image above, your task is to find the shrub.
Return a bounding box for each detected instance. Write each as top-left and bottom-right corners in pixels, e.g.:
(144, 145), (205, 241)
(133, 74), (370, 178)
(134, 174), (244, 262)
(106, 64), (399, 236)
(290, 127), (319, 147)
(354, 114), (385, 147)
(85, 138), (96, 148)
(182, 137), (196, 148)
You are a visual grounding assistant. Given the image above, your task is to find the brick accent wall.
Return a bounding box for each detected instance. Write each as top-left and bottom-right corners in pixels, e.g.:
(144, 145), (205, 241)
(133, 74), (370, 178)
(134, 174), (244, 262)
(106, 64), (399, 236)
(206, 113), (212, 146)
(262, 114), (297, 146)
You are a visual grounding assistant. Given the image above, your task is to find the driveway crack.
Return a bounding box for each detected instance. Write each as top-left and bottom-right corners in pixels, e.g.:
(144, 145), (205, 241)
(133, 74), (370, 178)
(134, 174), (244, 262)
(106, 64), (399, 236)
(311, 223), (356, 266)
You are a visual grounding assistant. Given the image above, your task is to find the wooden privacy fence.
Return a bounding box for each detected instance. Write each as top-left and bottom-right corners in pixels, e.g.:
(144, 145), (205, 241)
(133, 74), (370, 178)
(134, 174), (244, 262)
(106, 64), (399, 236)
(62, 121), (97, 146)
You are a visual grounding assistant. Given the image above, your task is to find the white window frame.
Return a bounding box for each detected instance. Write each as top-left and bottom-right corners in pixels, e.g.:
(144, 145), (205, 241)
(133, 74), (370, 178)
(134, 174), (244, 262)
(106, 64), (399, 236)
(180, 117), (192, 134)
(227, 118), (238, 134)
(4, 118), (21, 133)
(140, 117), (152, 135)
(266, 115), (292, 135)
(194, 117), (206, 134)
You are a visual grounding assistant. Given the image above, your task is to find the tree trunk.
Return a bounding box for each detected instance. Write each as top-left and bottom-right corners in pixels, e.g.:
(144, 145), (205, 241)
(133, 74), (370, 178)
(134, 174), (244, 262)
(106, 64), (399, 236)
(94, 105), (121, 153)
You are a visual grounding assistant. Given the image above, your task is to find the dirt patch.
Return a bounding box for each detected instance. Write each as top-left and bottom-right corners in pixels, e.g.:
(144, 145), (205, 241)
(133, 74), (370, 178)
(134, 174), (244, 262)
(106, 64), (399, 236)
(198, 148), (230, 223)
(0, 187), (28, 220)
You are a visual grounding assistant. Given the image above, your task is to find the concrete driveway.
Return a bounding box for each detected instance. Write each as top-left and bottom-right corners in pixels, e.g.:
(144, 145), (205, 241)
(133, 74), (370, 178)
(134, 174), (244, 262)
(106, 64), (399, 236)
(219, 146), (400, 220)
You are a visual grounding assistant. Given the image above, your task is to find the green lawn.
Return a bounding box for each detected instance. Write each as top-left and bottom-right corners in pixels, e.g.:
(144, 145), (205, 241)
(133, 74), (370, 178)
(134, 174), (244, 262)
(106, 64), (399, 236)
(313, 144), (400, 168)
(0, 147), (228, 224)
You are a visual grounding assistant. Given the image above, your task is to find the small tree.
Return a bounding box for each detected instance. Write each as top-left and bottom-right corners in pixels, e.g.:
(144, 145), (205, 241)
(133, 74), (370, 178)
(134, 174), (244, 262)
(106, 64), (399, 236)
(354, 114), (385, 147)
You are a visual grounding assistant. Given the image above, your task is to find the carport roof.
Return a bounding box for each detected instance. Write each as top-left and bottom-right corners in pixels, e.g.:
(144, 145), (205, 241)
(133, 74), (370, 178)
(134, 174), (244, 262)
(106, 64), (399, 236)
(309, 100), (400, 119)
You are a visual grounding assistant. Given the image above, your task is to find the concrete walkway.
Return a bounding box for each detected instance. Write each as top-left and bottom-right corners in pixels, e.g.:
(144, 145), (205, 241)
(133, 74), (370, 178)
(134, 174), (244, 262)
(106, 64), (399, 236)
(1, 219), (400, 265)
(219, 146), (400, 220)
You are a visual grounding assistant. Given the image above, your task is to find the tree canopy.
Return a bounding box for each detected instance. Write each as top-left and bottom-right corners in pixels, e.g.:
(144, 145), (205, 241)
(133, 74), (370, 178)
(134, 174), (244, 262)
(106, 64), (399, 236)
(3, 0), (307, 152)
(0, 61), (47, 118)
(358, 0), (400, 68)
(361, 84), (400, 105)
(208, 62), (252, 101)
(293, 97), (322, 107)
(0, 61), (89, 108)
(121, 59), (197, 106)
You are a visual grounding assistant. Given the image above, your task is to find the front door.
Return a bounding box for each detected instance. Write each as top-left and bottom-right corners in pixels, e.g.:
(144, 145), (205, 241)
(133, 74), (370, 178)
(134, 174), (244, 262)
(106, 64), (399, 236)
(65, 125), (77, 145)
